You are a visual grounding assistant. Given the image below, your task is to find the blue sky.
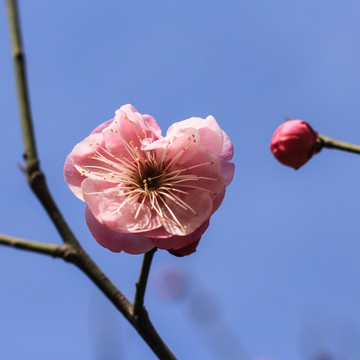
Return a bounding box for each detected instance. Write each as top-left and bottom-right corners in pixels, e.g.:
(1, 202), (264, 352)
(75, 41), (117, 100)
(2, 1), (360, 359)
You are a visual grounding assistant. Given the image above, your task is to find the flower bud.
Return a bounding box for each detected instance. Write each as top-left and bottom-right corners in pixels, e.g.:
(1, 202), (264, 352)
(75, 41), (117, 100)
(270, 120), (322, 169)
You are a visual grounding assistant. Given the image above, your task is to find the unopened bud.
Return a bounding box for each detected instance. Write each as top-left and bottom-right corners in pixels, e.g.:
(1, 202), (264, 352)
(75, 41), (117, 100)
(270, 120), (322, 169)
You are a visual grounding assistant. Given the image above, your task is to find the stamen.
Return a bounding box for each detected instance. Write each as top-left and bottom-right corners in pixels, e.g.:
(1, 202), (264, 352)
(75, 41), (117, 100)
(134, 195), (148, 220)
(158, 190), (198, 215)
(164, 137), (193, 172)
(158, 196), (187, 233)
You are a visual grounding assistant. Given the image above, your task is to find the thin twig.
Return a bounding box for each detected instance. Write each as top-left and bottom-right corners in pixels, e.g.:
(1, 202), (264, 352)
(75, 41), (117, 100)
(6, 0), (38, 171)
(0, 233), (66, 257)
(6, 0), (79, 248)
(134, 248), (157, 314)
(0, 233), (134, 321)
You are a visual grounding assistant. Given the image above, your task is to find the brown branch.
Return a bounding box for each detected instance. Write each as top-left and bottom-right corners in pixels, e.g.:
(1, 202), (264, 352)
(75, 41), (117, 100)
(6, 0), (38, 170)
(0, 233), (176, 359)
(5, 0), (177, 359)
(0, 233), (66, 257)
(6, 0), (80, 248)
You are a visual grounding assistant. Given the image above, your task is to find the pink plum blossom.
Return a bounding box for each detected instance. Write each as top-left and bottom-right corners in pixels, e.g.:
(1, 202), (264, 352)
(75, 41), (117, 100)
(64, 104), (234, 255)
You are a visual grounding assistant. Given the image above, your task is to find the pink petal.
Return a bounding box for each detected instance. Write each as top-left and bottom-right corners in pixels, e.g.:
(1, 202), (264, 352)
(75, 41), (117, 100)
(221, 161), (235, 186)
(102, 105), (162, 157)
(85, 207), (155, 254)
(64, 131), (107, 201)
(143, 114), (162, 138)
(175, 144), (227, 196)
(167, 115), (224, 155)
(90, 119), (113, 135)
(64, 155), (84, 200)
(152, 220), (209, 250)
(220, 131), (234, 162)
(166, 115), (234, 186)
(211, 188), (226, 214)
(82, 178), (162, 234)
(168, 238), (201, 257)
(160, 190), (213, 236)
(219, 131), (234, 185)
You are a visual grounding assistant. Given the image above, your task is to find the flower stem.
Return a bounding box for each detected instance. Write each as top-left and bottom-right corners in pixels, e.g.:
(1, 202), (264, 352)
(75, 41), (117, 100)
(320, 134), (360, 155)
(134, 248), (157, 314)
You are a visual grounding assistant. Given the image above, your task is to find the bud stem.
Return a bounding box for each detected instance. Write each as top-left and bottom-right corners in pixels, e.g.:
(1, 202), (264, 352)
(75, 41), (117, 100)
(319, 134), (360, 155)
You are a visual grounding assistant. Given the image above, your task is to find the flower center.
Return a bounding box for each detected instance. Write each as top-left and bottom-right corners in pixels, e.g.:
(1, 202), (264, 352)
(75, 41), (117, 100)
(138, 167), (163, 192)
